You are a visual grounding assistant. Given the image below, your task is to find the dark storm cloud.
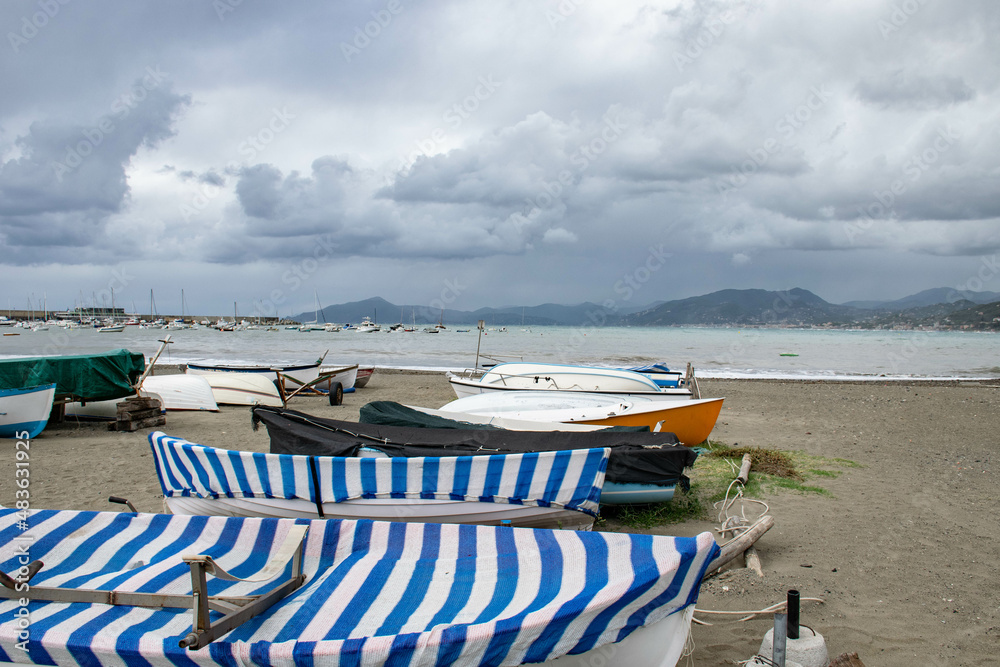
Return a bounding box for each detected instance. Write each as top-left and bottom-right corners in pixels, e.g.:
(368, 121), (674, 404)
(3, 1), (1000, 310)
(0, 78), (189, 262)
(855, 71), (976, 110)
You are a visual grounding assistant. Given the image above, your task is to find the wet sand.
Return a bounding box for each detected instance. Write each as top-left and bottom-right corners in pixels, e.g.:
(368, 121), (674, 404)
(1, 370), (997, 665)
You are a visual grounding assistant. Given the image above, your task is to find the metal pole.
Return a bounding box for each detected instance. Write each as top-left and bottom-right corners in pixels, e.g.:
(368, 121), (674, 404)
(787, 589), (800, 640)
(475, 320), (485, 369)
(772, 612), (787, 667)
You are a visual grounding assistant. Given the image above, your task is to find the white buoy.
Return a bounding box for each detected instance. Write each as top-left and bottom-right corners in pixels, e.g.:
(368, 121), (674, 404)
(758, 626), (829, 667)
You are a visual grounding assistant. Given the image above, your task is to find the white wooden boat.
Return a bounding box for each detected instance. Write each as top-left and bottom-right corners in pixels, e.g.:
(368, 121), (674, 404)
(354, 365), (375, 387)
(314, 363), (359, 391)
(138, 375), (219, 411)
(439, 391), (724, 445)
(186, 359), (321, 386)
(150, 431), (608, 530)
(0, 383), (56, 438)
(448, 361), (692, 400)
(97, 324), (125, 333)
(195, 371), (283, 407)
(0, 507), (719, 666)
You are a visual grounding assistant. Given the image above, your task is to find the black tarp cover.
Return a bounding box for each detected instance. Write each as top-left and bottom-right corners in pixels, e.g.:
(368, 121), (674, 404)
(252, 405), (697, 488)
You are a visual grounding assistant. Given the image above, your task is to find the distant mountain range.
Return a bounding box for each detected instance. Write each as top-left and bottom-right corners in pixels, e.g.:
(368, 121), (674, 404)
(293, 288), (1000, 330)
(841, 288), (1000, 311)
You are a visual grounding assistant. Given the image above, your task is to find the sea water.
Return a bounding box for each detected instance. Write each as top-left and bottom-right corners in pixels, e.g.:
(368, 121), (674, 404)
(1, 325), (997, 380)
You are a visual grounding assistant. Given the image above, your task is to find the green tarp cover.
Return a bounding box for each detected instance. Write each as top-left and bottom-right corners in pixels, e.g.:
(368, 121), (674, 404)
(0, 349), (145, 402)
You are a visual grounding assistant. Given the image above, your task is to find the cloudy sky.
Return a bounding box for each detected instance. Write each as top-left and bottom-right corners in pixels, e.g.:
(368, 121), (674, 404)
(2, 0), (998, 317)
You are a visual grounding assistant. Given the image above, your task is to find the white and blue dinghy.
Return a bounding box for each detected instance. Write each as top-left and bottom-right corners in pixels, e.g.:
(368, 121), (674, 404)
(0, 384), (56, 439)
(0, 508), (719, 666)
(149, 432), (609, 530)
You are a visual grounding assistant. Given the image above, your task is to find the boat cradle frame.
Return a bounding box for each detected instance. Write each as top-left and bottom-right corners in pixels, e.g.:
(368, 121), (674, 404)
(0, 525), (308, 650)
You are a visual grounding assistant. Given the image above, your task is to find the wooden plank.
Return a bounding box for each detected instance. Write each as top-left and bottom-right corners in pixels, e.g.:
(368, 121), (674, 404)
(116, 408), (162, 420)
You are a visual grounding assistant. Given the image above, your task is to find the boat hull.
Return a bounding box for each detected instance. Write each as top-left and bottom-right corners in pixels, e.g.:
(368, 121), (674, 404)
(351, 444), (680, 506)
(448, 363), (692, 401)
(575, 398), (724, 445)
(165, 496), (595, 530)
(354, 365), (375, 387)
(0, 507), (717, 666)
(186, 361), (320, 386)
(139, 375), (219, 411)
(195, 371), (283, 407)
(0, 384), (56, 438)
(601, 481), (677, 504)
(440, 392), (724, 445)
(314, 364), (359, 391)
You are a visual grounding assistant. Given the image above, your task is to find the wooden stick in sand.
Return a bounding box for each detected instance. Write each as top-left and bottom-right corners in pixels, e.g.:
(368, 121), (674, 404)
(737, 453), (752, 485)
(705, 515), (774, 576)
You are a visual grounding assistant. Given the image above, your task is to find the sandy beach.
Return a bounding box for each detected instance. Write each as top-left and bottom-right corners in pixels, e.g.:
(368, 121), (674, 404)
(2, 370), (997, 666)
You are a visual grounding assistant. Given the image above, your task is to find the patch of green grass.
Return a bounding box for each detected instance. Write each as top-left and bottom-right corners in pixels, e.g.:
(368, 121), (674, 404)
(601, 442), (859, 531)
(602, 487), (704, 529)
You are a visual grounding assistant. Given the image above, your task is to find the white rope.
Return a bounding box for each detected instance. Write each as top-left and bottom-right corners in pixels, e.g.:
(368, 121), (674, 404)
(711, 456), (770, 547)
(693, 597), (825, 625)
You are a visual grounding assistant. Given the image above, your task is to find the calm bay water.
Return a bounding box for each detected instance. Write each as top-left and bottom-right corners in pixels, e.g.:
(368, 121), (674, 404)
(2, 325), (997, 380)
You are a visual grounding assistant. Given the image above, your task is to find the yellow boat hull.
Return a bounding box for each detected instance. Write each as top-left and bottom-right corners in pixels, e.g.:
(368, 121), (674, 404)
(574, 397), (724, 445)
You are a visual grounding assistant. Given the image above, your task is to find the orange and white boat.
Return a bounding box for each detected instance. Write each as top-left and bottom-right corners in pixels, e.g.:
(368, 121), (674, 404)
(437, 391), (724, 445)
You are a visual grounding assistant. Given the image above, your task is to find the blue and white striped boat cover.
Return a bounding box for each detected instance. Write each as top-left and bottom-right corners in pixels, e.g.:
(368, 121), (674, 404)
(149, 432), (608, 517)
(0, 508), (719, 666)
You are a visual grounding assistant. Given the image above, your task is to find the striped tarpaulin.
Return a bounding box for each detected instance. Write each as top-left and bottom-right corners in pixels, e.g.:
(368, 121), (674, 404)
(0, 509), (719, 666)
(149, 432), (609, 517)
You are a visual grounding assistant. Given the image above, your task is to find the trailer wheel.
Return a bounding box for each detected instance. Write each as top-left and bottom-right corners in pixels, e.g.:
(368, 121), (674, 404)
(329, 382), (344, 406)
